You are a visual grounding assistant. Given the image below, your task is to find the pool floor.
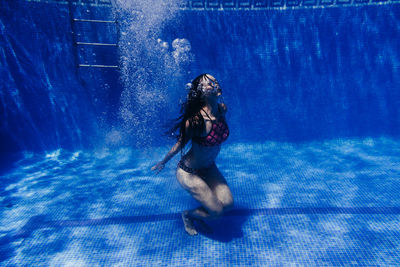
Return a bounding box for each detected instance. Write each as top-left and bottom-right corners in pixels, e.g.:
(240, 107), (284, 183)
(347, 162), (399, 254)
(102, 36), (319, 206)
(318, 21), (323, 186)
(1, 137), (400, 266)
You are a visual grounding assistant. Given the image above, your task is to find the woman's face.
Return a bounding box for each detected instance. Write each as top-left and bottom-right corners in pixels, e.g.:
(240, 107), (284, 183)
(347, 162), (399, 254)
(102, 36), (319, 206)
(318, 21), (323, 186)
(199, 75), (221, 98)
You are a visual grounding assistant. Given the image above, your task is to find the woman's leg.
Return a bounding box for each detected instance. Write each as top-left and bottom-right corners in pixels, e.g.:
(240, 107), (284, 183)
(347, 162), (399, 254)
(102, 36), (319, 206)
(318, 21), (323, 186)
(176, 165), (233, 235)
(202, 163), (234, 212)
(176, 167), (224, 219)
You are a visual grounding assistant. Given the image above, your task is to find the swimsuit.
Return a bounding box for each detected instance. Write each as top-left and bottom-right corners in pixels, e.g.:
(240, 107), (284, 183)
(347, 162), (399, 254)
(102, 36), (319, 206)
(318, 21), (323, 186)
(191, 108), (229, 147)
(178, 159), (216, 176)
(178, 107), (229, 175)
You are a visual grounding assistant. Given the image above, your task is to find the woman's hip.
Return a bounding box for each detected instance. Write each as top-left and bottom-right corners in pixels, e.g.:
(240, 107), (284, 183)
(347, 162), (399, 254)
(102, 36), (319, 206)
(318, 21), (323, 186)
(177, 159), (215, 176)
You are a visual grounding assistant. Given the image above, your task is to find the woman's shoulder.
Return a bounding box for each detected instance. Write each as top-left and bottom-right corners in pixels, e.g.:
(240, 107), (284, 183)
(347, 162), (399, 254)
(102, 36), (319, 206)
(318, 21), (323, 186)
(191, 111), (204, 123)
(186, 112), (204, 137)
(186, 112), (204, 129)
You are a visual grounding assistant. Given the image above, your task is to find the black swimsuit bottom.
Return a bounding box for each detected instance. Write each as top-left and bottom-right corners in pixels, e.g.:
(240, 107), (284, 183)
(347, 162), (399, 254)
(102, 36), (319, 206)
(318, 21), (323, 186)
(178, 159), (215, 176)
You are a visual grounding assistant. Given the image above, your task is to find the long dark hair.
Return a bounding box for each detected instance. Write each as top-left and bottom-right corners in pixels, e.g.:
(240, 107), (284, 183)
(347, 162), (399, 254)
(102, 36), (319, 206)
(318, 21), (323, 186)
(165, 73), (210, 147)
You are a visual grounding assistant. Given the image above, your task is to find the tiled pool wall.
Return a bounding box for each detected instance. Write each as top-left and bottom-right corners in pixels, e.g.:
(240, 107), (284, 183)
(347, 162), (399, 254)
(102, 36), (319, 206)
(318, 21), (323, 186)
(0, 0), (122, 158)
(3, 0), (400, 158)
(25, 0), (400, 9)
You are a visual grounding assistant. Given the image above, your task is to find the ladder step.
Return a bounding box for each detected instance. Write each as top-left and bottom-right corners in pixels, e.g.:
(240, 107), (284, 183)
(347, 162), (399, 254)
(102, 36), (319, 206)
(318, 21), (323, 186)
(79, 64), (119, 68)
(76, 42), (117, 46)
(73, 19), (116, 23)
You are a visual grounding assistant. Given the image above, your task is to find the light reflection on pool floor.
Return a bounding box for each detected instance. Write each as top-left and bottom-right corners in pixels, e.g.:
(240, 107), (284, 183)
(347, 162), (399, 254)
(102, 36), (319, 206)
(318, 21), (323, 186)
(1, 137), (400, 265)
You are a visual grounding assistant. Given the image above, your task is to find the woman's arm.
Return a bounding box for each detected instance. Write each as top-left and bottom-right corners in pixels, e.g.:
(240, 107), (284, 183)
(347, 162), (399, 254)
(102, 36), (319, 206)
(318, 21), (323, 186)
(151, 120), (192, 173)
(159, 135), (188, 165)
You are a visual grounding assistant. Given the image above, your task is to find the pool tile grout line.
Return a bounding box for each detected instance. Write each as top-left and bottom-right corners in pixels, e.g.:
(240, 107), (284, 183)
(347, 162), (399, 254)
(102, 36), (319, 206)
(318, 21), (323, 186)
(7, 206), (400, 240)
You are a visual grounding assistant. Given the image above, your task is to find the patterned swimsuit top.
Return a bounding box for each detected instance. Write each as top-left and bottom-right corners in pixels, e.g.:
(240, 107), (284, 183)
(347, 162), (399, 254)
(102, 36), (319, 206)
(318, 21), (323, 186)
(192, 107), (229, 147)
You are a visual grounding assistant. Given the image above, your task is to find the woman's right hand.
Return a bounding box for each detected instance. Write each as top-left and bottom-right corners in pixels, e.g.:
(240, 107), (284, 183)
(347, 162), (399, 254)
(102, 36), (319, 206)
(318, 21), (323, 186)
(151, 161), (165, 174)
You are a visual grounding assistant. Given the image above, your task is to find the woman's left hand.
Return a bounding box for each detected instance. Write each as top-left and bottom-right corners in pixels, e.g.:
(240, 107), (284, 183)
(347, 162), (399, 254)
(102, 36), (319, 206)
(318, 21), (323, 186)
(151, 161), (165, 174)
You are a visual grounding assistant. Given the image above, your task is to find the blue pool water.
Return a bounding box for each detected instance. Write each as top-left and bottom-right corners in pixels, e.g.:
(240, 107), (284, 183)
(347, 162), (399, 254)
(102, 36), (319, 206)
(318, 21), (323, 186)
(1, 0), (400, 265)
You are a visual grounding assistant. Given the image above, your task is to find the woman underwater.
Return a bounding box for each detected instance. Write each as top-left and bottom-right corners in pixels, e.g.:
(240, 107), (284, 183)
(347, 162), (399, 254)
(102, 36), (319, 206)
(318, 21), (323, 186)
(151, 74), (234, 236)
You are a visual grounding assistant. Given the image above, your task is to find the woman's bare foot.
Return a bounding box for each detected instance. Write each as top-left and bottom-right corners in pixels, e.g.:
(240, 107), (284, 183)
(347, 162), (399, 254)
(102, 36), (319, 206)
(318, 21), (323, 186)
(182, 211), (197, 236)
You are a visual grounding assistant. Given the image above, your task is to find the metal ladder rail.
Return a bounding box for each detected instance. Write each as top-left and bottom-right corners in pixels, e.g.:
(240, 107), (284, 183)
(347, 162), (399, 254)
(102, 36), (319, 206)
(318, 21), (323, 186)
(73, 19), (119, 68)
(68, 5), (119, 69)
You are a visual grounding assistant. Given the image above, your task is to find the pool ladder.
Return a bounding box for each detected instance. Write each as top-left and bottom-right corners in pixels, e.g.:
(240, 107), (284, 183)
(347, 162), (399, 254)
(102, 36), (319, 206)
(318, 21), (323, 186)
(72, 18), (119, 69)
(68, 1), (119, 69)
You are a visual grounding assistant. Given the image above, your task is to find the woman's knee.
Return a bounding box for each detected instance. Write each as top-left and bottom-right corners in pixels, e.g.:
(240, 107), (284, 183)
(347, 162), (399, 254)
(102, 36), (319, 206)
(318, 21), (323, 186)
(215, 186), (234, 210)
(223, 196), (234, 211)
